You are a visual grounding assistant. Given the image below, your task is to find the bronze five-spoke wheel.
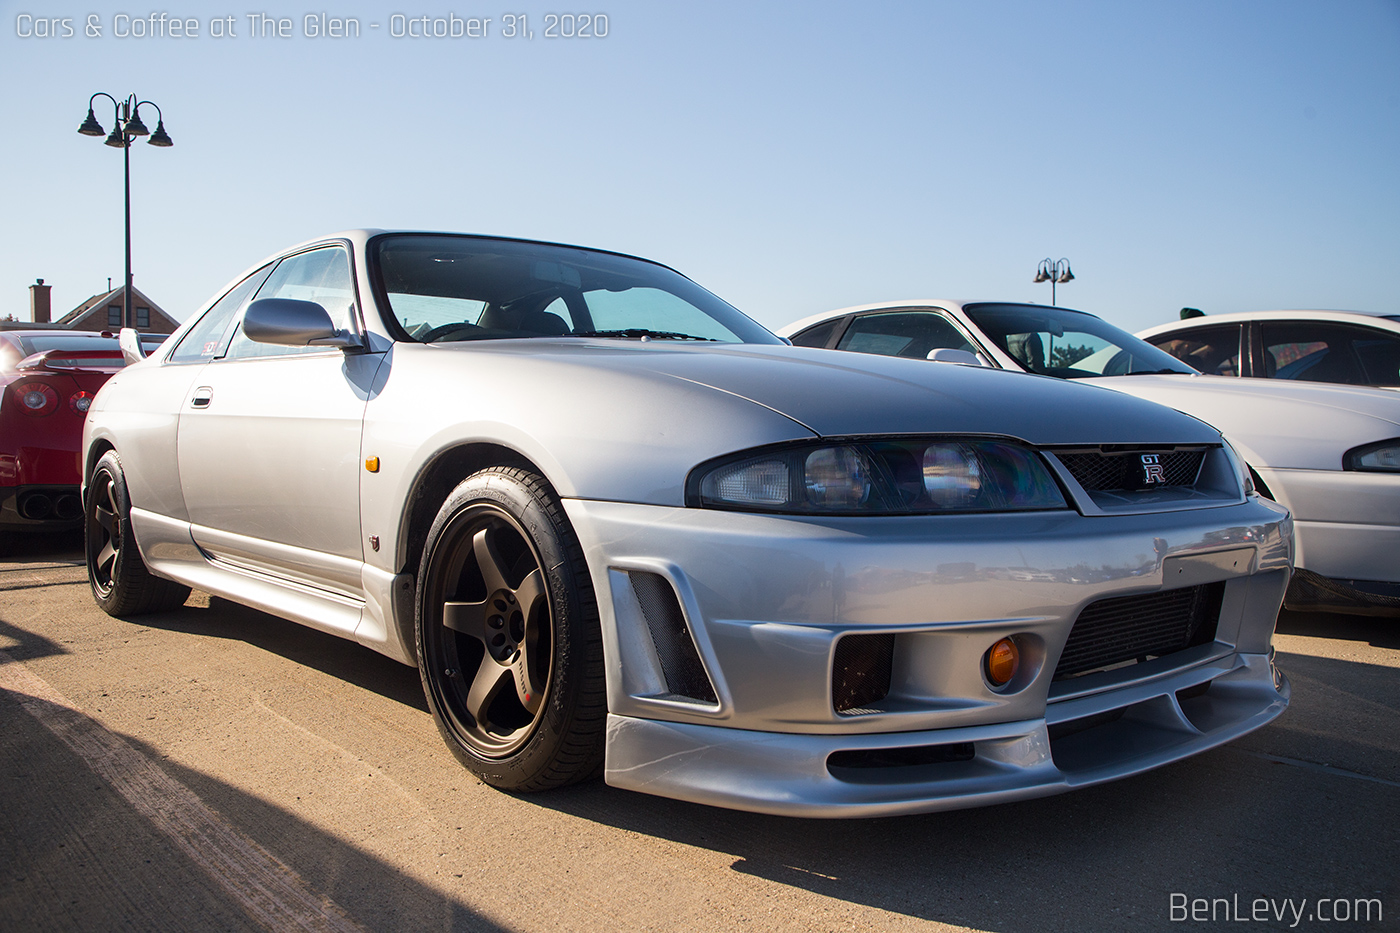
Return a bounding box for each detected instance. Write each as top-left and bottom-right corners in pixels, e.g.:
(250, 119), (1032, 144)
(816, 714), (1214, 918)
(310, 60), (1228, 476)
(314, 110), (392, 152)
(85, 450), (190, 616)
(417, 467), (605, 790)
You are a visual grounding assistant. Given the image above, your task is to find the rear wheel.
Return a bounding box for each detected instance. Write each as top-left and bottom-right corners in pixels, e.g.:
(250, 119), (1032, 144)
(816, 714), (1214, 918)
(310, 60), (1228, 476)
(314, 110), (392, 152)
(416, 466), (605, 790)
(86, 451), (191, 616)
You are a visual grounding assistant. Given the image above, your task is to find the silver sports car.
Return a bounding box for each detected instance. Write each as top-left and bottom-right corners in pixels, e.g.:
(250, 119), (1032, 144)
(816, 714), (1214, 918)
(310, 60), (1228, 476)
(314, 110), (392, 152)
(84, 232), (1292, 817)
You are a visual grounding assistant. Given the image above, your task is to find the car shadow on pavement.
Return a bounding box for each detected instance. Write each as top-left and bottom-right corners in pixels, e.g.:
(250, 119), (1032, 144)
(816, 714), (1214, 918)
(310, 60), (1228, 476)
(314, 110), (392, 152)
(129, 593), (429, 713)
(0, 682), (510, 933)
(519, 637), (1399, 932)
(1277, 609), (1400, 649)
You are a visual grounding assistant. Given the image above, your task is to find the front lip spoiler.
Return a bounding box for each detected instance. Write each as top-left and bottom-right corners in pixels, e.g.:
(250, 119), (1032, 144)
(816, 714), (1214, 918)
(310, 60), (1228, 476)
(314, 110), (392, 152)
(602, 653), (1288, 818)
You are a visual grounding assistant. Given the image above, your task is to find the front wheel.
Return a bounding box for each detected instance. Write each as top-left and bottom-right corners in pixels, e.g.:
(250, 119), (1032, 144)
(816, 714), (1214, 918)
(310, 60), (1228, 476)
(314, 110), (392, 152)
(86, 450), (191, 616)
(416, 467), (605, 791)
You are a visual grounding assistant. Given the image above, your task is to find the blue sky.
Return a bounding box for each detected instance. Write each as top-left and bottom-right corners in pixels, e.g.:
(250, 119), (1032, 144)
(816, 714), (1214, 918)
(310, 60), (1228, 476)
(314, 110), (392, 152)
(2, 0), (1397, 333)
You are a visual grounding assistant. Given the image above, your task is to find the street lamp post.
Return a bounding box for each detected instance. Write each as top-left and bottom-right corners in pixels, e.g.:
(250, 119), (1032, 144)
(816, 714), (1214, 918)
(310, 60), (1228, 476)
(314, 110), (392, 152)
(1033, 257), (1074, 306)
(78, 94), (173, 331)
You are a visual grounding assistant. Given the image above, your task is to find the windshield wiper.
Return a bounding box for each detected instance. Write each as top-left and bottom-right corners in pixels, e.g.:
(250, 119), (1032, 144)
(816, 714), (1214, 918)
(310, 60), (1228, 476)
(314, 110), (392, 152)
(568, 328), (717, 341)
(1121, 368), (1191, 376)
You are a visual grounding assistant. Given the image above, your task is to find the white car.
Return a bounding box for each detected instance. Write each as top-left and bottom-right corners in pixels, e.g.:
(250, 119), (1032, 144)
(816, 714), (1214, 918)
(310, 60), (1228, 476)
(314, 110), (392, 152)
(1138, 309), (1400, 388)
(782, 301), (1400, 615)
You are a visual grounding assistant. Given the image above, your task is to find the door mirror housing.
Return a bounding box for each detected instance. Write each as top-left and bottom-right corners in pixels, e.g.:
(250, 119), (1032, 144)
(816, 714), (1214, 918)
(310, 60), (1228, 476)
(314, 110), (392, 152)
(242, 298), (362, 349)
(926, 347), (987, 366)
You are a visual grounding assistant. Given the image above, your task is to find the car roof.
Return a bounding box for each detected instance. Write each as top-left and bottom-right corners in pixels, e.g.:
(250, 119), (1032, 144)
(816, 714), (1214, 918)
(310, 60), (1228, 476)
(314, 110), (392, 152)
(1137, 309), (1400, 339)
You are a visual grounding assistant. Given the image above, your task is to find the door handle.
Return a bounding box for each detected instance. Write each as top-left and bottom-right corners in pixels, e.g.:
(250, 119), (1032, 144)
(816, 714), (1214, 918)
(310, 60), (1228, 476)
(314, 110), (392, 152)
(190, 386), (213, 409)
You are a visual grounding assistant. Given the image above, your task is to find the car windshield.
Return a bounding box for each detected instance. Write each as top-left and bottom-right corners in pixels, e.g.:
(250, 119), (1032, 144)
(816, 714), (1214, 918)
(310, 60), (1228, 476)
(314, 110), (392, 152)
(373, 234), (782, 345)
(963, 303), (1196, 378)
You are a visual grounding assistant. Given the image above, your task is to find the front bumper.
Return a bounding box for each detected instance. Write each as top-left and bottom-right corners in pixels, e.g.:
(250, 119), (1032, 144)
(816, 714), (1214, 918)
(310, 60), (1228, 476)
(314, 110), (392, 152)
(564, 497), (1292, 816)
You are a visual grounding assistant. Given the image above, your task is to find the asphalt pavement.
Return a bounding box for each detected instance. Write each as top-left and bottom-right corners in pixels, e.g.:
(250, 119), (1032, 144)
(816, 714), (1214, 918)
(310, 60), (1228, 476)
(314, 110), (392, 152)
(1, 531), (1395, 932)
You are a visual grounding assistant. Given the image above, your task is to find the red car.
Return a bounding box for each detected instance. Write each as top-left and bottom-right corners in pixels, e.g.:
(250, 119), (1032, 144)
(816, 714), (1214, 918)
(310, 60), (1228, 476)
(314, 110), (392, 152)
(1, 330), (164, 535)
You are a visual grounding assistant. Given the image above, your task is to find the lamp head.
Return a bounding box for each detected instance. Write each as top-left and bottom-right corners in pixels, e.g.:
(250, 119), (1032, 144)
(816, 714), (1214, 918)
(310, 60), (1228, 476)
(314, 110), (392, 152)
(104, 126), (127, 148)
(123, 111), (150, 136)
(78, 108), (105, 137)
(147, 120), (173, 147)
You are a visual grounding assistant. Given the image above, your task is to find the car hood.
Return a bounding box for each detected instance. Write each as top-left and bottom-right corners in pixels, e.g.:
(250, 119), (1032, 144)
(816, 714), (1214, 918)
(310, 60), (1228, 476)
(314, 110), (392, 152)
(439, 339), (1223, 446)
(1080, 373), (1400, 470)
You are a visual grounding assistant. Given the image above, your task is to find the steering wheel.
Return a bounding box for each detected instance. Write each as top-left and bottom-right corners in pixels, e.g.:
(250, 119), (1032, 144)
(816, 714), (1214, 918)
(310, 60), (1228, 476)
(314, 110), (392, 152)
(420, 322), (485, 343)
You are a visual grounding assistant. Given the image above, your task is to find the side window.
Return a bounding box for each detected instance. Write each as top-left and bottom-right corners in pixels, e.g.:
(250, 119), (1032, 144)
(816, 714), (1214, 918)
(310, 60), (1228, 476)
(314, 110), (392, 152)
(1261, 322), (1363, 385)
(225, 247), (357, 360)
(836, 312), (976, 360)
(1147, 325), (1242, 376)
(789, 319), (842, 349)
(169, 265), (274, 363)
(1353, 330), (1400, 387)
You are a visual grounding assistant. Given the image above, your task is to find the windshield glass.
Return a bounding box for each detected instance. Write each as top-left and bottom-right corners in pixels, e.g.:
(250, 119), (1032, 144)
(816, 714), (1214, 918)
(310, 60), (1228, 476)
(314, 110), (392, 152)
(963, 303), (1196, 378)
(372, 234), (781, 345)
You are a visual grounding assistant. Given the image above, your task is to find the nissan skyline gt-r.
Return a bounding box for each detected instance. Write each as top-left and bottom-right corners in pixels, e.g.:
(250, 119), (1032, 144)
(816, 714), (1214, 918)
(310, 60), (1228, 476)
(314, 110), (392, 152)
(0, 329), (163, 536)
(83, 232), (1292, 817)
(782, 301), (1400, 615)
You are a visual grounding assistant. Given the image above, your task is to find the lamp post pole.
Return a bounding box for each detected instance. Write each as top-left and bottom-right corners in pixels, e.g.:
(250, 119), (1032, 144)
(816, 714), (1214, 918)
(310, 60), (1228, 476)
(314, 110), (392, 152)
(78, 93), (173, 331)
(1033, 257), (1074, 306)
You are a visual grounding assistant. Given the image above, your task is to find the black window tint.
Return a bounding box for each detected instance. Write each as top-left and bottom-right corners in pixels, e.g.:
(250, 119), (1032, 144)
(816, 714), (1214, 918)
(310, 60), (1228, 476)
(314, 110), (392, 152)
(225, 247), (356, 360)
(789, 319), (841, 348)
(836, 312), (975, 360)
(1261, 322), (1367, 385)
(169, 265), (274, 363)
(1148, 325), (1242, 376)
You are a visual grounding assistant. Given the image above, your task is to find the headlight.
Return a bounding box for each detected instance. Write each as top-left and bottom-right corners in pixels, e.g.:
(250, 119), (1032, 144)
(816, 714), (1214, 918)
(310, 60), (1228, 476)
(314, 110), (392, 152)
(690, 438), (1067, 514)
(1344, 439), (1400, 473)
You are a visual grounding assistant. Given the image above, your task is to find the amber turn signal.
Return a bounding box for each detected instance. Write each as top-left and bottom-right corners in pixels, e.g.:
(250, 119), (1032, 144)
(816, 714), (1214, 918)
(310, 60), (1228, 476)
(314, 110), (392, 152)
(985, 637), (1020, 687)
(365, 456), (380, 473)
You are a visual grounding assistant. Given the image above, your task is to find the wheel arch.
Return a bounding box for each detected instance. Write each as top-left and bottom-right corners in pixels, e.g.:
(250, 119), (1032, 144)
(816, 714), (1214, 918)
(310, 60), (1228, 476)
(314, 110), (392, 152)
(82, 437), (117, 505)
(394, 441), (550, 579)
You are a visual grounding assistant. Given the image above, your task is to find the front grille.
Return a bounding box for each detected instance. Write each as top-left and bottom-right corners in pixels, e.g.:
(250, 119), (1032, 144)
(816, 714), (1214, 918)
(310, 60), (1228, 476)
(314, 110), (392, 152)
(1057, 448), (1205, 491)
(1054, 583), (1224, 680)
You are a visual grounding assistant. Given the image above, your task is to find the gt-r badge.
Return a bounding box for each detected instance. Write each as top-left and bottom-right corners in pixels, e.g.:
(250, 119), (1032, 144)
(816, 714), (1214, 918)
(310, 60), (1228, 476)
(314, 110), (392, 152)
(1141, 453), (1165, 484)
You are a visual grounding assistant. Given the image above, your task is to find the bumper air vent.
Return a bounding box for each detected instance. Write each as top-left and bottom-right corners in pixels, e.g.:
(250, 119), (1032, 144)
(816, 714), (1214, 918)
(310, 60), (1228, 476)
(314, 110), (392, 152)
(628, 571), (717, 704)
(1054, 582), (1224, 680)
(832, 633), (895, 713)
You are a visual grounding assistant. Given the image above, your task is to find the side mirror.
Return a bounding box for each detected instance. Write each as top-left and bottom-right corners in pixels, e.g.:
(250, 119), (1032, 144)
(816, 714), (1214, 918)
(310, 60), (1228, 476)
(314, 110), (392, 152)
(243, 298), (362, 349)
(926, 348), (985, 366)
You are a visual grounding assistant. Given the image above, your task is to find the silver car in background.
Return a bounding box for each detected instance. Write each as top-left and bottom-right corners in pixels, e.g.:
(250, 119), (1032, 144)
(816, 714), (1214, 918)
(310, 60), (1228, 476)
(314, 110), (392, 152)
(84, 233), (1291, 816)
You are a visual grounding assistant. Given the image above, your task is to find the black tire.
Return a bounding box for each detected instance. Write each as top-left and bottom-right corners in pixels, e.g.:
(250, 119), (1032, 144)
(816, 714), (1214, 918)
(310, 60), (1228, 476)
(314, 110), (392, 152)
(86, 451), (191, 616)
(416, 466), (606, 791)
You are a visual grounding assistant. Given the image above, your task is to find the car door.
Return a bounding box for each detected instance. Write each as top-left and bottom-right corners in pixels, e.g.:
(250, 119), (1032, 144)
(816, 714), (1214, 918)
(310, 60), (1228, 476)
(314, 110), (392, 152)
(176, 245), (384, 603)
